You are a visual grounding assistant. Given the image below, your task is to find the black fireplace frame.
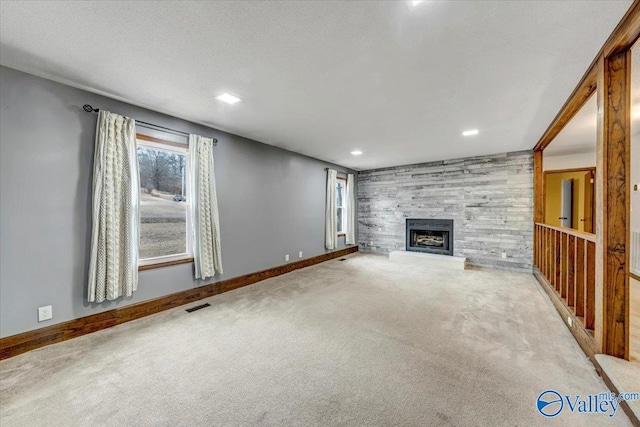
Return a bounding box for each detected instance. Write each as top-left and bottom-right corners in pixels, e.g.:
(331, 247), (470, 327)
(405, 219), (454, 256)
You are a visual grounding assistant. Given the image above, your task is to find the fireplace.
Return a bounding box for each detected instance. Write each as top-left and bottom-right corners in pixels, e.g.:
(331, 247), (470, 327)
(406, 219), (454, 256)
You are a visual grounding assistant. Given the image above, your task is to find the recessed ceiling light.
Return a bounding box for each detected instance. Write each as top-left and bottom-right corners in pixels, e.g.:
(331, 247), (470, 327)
(351, 150), (363, 156)
(462, 129), (479, 136)
(216, 92), (241, 105)
(410, 0), (425, 7)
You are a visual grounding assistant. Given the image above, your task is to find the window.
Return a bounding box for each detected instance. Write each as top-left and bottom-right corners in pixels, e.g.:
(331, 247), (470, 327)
(336, 178), (346, 235)
(137, 135), (192, 266)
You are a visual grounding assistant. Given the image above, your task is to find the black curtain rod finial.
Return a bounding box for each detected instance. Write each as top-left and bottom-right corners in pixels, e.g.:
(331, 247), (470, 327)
(83, 104), (99, 113)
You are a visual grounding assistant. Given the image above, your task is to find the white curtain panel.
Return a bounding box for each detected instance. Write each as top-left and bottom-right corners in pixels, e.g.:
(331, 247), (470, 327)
(87, 111), (140, 303)
(346, 173), (356, 245)
(325, 169), (338, 250)
(189, 134), (223, 279)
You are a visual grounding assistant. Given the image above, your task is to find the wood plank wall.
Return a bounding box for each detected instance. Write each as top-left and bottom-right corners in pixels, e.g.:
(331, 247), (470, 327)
(357, 151), (533, 271)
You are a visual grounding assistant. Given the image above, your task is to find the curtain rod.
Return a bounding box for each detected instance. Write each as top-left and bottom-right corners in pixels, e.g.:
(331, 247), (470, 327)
(83, 104), (217, 145)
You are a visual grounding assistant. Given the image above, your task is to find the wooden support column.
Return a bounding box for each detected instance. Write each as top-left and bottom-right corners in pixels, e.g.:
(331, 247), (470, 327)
(533, 150), (544, 268)
(595, 51), (631, 359)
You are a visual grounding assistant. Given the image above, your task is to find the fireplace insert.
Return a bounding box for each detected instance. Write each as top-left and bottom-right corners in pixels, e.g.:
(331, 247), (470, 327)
(406, 219), (454, 256)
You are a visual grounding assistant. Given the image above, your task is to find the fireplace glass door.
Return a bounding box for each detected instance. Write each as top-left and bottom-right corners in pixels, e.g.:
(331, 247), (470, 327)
(410, 230), (448, 250)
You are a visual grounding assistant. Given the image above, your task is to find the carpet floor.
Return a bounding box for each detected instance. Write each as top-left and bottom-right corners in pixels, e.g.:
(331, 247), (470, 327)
(0, 253), (632, 426)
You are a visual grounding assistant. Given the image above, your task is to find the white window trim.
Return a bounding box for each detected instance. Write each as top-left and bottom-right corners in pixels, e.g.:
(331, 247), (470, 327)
(136, 138), (193, 266)
(336, 177), (347, 236)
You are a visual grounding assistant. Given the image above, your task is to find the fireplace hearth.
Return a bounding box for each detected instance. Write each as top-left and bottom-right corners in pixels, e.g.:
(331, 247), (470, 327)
(406, 219), (454, 256)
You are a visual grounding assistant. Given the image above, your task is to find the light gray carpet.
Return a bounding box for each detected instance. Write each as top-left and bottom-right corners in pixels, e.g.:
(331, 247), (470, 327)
(0, 253), (631, 426)
(595, 355), (640, 420)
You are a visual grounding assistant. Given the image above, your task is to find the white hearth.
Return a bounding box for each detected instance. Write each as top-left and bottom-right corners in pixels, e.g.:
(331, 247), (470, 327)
(389, 250), (467, 270)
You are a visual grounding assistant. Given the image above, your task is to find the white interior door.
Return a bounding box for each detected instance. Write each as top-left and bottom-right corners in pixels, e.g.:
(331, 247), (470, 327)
(560, 179), (573, 228)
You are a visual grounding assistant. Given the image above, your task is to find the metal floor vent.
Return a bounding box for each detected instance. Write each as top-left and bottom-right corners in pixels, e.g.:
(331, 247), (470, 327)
(186, 303), (211, 313)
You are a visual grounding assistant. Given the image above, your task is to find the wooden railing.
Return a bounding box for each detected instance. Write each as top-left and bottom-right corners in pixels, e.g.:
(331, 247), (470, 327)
(534, 223), (596, 333)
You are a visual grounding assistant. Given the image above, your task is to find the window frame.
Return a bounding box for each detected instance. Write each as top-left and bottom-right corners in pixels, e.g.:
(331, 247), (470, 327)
(136, 134), (193, 268)
(336, 176), (347, 237)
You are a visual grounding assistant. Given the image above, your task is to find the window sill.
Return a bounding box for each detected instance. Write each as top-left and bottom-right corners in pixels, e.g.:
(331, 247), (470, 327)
(139, 258), (194, 271)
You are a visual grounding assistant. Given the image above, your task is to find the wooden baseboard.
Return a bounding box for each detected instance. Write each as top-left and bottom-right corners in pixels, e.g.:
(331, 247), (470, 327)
(0, 246), (358, 360)
(532, 268), (600, 359)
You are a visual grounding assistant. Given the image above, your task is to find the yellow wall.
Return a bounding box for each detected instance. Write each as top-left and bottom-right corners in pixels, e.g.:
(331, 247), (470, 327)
(544, 170), (594, 231)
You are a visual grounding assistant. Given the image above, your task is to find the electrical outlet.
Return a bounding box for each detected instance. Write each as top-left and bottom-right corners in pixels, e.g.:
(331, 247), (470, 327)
(567, 316), (573, 327)
(38, 305), (52, 322)
(285, 254), (289, 262)
(501, 252), (507, 259)
(298, 251), (303, 258)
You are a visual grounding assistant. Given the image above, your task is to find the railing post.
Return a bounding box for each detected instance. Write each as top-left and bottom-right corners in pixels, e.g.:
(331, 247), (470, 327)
(575, 238), (586, 319)
(586, 241), (596, 331)
(553, 230), (562, 292)
(567, 235), (576, 309)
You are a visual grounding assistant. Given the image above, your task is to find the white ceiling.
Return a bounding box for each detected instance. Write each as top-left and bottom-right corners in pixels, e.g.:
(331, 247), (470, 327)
(0, 1), (632, 170)
(544, 39), (640, 159)
(543, 93), (597, 157)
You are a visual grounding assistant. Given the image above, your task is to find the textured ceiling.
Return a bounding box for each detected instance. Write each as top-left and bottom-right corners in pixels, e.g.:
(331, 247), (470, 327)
(0, 0), (632, 170)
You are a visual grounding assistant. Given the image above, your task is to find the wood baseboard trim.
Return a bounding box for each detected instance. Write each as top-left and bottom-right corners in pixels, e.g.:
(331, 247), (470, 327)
(532, 268), (599, 359)
(0, 246), (358, 360)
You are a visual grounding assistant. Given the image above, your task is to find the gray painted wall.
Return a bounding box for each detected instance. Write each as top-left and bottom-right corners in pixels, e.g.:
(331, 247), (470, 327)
(0, 66), (356, 337)
(357, 151), (533, 271)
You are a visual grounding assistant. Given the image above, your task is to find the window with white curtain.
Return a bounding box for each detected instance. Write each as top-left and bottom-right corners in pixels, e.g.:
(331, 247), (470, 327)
(137, 135), (192, 265)
(336, 177), (347, 235)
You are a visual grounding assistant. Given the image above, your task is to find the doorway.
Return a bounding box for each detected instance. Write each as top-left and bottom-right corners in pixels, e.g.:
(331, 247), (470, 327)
(544, 168), (595, 233)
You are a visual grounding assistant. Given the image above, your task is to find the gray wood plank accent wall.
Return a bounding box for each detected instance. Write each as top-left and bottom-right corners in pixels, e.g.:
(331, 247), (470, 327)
(357, 151), (534, 271)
